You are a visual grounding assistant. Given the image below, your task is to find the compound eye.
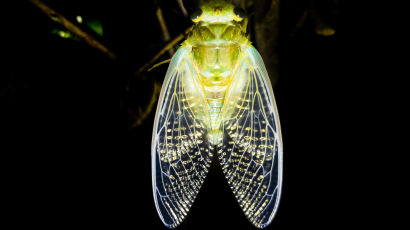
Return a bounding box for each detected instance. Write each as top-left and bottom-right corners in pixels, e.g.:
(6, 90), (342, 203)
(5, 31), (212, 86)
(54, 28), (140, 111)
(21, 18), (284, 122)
(233, 7), (245, 21)
(190, 8), (203, 22)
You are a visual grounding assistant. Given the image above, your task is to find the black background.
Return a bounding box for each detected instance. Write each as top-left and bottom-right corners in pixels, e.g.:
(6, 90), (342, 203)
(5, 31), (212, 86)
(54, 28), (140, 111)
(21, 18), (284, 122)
(2, 0), (376, 229)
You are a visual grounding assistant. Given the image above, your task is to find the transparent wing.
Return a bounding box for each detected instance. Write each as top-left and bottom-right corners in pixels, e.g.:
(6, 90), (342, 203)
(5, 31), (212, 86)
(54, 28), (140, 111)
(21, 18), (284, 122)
(218, 46), (283, 228)
(152, 47), (213, 228)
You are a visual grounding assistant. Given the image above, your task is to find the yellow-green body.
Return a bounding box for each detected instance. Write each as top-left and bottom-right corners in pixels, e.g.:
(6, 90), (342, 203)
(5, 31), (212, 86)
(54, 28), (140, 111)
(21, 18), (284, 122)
(152, 1), (283, 228)
(181, 0), (249, 141)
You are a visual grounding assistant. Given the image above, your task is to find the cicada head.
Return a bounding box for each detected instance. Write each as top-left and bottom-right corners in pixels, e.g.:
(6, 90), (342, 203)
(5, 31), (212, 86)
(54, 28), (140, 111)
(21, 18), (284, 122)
(190, 0), (245, 24)
(191, 0), (245, 23)
(187, 0), (248, 46)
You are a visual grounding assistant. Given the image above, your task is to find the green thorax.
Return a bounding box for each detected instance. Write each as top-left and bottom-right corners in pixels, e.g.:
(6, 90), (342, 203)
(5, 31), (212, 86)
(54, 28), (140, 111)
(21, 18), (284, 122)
(185, 21), (247, 88)
(181, 1), (250, 139)
(183, 0), (249, 89)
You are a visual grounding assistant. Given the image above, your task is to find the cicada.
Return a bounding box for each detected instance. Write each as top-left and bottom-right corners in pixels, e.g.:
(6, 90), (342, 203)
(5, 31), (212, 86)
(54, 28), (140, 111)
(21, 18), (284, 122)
(152, 0), (282, 228)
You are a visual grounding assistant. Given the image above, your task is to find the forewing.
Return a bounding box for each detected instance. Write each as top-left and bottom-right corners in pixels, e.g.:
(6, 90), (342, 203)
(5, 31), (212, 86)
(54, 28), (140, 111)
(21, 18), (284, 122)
(218, 46), (283, 228)
(152, 47), (213, 228)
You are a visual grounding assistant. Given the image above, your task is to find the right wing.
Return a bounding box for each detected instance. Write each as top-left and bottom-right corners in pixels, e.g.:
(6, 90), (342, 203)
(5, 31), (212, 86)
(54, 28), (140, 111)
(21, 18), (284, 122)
(152, 47), (213, 228)
(218, 46), (283, 228)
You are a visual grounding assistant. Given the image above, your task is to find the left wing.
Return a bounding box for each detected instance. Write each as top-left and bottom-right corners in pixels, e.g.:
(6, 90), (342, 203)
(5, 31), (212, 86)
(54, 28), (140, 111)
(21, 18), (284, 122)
(152, 47), (213, 228)
(218, 46), (283, 228)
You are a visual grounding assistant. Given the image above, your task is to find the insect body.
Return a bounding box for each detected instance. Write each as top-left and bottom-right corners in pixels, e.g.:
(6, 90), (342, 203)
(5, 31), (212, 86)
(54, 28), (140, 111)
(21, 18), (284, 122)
(152, 0), (282, 228)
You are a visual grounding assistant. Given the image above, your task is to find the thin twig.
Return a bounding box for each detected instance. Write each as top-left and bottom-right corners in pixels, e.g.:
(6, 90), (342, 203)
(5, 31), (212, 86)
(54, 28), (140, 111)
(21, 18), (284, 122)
(156, 6), (174, 55)
(28, 0), (117, 60)
(177, 0), (188, 17)
(132, 81), (162, 127)
(136, 26), (192, 75)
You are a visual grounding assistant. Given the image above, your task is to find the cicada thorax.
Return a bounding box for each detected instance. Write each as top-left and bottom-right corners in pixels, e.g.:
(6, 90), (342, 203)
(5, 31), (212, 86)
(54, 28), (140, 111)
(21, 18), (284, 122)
(185, 21), (248, 144)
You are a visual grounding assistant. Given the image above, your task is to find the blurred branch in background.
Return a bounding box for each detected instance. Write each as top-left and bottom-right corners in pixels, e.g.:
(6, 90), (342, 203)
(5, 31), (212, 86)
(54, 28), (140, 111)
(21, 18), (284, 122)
(155, 2), (174, 55)
(177, 0), (188, 18)
(130, 81), (162, 127)
(28, 0), (117, 60)
(135, 26), (192, 75)
(254, 0), (280, 86)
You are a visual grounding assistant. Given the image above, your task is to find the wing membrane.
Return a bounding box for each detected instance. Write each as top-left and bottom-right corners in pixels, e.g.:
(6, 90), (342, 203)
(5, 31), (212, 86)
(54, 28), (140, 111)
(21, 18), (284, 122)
(218, 46), (283, 228)
(152, 47), (213, 228)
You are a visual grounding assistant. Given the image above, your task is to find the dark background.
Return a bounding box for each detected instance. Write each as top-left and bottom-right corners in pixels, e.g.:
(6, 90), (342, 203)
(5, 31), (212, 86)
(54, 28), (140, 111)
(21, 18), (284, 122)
(2, 0), (374, 229)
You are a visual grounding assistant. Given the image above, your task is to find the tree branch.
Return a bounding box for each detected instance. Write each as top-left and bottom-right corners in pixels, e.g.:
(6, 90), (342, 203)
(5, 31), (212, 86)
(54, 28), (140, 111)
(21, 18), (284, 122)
(254, 0), (280, 86)
(28, 0), (117, 60)
(156, 6), (174, 55)
(177, 0), (188, 17)
(136, 26), (192, 75)
(131, 81), (162, 127)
